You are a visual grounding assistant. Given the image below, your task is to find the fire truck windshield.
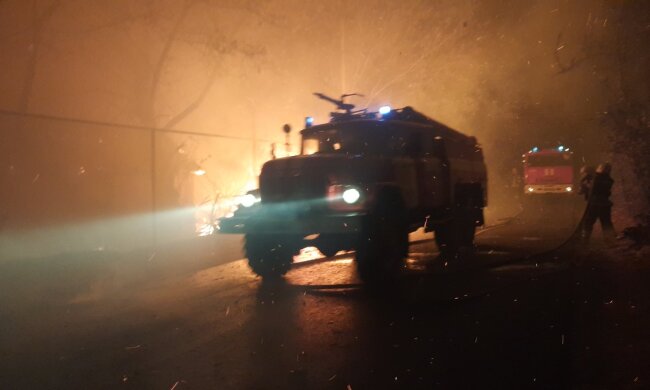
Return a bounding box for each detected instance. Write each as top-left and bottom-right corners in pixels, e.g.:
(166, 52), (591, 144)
(303, 129), (365, 155)
(526, 153), (572, 167)
(302, 126), (394, 156)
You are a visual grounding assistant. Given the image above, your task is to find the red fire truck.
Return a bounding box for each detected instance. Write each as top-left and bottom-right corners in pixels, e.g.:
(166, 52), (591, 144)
(219, 94), (487, 282)
(522, 146), (575, 195)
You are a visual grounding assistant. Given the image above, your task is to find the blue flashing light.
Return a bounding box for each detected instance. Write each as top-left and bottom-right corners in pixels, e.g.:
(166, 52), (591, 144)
(378, 105), (391, 115)
(305, 116), (314, 127)
(532, 146), (539, 153)
(558, 145), (564, 152)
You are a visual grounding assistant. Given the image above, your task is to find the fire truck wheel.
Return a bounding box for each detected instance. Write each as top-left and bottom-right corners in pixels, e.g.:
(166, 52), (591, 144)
(319, 245), (339, 258)
(458, 208), (477, 248)
(244, 234), (299, 277)
(317, 234), (346, 258)
(435, 207), (476, 256)
(434, 221), (459, 256)
(356, 198), (407, 284)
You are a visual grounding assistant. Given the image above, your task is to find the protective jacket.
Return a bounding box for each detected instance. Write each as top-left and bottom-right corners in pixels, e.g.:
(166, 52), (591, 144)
(589, 173), (613, 206)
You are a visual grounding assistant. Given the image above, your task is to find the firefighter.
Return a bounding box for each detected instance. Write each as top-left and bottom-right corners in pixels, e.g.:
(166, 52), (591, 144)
(578, 165), (596, 201)
(510, 167), (523, 193)
(582, 162), (615, 242)
(509, 167), (523, 209)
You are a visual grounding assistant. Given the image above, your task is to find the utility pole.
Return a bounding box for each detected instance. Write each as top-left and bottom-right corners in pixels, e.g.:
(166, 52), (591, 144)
(340, 18), (346, 94)
(248, 98), (257, 180)
(150, 129), (157, 248)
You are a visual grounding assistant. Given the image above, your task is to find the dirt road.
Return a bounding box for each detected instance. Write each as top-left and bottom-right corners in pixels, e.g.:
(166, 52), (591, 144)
(2, 203), (648, 389)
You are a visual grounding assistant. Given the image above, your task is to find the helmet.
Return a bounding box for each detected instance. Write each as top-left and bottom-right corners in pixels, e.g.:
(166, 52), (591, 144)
(596, 162), (612, 175)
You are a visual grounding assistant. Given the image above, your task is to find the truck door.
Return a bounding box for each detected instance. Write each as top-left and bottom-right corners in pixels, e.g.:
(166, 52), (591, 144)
(417, 135), (448, 212)
(389, 128), (418, 210)
(432, 136), (450, 209)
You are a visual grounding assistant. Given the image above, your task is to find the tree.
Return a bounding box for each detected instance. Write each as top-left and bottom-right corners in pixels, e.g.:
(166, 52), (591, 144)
(0, 0), (271, 245)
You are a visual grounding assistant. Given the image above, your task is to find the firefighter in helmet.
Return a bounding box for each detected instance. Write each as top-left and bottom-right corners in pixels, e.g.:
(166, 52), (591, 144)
(582, 162), (615, 242)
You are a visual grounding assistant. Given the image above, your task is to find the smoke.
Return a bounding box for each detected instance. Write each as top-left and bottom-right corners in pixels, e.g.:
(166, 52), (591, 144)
(1, 0), (647, 256)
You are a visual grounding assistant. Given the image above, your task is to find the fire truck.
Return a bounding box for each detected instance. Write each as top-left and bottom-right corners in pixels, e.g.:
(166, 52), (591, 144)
(219, 94), (488, 282)
(522, 146), (575, 195)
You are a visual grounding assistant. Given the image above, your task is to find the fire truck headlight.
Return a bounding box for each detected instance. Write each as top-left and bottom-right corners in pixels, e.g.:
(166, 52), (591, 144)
(240, 193), (260, 208)
(565, 186), (573, 192)
(342, 188), (361, 204)
(526, 186), (534, 193)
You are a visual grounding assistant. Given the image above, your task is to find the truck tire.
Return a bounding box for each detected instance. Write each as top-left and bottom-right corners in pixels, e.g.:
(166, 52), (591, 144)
(317, 234), (346, 258)
(458, 207), (477, 248)
(355, 194), (407, 283)
(434, 218), (459, 256)
(435, 207), (477, 256)
(319, 245), (339, 258)
(245, 234), (299, 278)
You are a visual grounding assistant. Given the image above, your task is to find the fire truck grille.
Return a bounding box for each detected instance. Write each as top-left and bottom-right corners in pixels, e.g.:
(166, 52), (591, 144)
(260, 175), (326, 203)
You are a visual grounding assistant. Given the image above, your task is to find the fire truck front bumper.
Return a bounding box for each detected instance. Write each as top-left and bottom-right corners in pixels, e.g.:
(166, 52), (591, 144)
(524, 184), (574, 194)
(217, 208), (365, 235)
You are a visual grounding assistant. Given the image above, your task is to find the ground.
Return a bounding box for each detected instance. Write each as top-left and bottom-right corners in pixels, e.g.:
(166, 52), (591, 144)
(1, 201), (649, 389)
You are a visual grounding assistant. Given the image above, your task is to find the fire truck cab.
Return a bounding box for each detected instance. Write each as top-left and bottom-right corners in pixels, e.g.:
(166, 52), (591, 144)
(219, 100), (488, 283)
(523, 146), (575, 195)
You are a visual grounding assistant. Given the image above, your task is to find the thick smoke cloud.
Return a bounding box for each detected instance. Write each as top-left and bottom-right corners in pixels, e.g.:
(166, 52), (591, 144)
(0, 0), (647, 256)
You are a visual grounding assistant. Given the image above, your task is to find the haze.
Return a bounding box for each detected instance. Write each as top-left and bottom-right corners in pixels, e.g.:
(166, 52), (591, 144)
(1, 0), (648, 257)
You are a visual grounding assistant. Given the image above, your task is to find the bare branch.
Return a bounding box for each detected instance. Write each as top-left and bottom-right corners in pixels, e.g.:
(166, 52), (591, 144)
(148, 1), (194, 114)
(163, 61), (219, 129)
(18, 0), (61, 111)
(554, 32), (586, 74)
